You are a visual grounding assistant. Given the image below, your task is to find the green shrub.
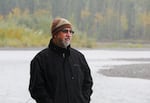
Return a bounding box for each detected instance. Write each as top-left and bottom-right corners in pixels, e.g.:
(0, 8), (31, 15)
(0, 8), (96, 48)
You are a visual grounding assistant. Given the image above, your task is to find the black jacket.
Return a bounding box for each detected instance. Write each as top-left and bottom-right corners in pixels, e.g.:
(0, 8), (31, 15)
(29, 40), (93, 103)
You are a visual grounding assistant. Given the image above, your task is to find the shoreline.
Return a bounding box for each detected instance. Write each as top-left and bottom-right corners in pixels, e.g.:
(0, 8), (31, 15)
(0, 47), (150, 51)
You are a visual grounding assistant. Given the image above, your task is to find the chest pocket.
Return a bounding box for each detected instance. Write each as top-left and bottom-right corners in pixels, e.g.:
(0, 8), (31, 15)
(72, 64), (84, 85)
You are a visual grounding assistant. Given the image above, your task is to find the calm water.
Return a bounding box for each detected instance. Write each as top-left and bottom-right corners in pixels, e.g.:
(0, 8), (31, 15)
(0, 49), (150, 103)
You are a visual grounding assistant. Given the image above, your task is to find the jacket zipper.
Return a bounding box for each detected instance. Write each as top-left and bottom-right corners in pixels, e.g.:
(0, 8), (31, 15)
(62, 53), (69, 103)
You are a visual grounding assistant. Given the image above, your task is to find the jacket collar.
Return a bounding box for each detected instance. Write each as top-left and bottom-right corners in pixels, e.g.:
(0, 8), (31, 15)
(48, 39), (70, 56)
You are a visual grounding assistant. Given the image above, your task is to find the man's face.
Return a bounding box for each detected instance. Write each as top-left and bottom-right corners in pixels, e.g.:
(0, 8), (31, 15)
(54, 28), (74, 48)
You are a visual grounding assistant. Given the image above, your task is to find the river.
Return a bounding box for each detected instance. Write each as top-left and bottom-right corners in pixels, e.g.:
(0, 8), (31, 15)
(0, 49), (150, 103)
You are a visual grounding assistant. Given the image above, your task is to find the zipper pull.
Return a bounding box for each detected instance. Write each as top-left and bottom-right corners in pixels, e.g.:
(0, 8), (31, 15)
(71, 76), (74, 80)
(62, 53), (65, 58)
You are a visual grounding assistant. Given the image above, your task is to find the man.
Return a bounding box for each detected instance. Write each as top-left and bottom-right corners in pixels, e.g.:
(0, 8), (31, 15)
(29, 17), (93, 103)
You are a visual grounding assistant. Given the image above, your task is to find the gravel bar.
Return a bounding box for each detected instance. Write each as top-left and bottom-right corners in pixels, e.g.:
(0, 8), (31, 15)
(99, 63), (150, 80)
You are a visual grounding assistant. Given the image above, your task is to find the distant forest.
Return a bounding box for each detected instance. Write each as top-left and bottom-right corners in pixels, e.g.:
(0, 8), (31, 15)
(0, 0), (150, 42)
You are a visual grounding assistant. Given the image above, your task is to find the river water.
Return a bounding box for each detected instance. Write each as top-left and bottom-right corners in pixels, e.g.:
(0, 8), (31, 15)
(0, 49), (150, 103)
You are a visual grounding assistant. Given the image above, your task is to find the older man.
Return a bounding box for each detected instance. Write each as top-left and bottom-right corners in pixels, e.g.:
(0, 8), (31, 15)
(29, 17), (93, 103)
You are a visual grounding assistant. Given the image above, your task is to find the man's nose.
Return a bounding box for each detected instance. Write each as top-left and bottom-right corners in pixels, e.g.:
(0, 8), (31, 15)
(66, 32), (72, 37)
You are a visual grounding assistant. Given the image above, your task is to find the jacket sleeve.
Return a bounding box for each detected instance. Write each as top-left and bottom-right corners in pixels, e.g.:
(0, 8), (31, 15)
(81, 55), (93, 103)
(29, 57), (53, 103)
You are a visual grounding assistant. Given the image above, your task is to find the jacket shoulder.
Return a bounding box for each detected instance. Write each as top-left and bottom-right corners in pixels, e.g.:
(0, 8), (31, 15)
(70, 48), (84, 57)
(31, 48), (49, 61)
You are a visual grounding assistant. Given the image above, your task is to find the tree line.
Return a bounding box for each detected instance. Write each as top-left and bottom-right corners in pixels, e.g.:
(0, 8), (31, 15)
(0, 0), (150, 42)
